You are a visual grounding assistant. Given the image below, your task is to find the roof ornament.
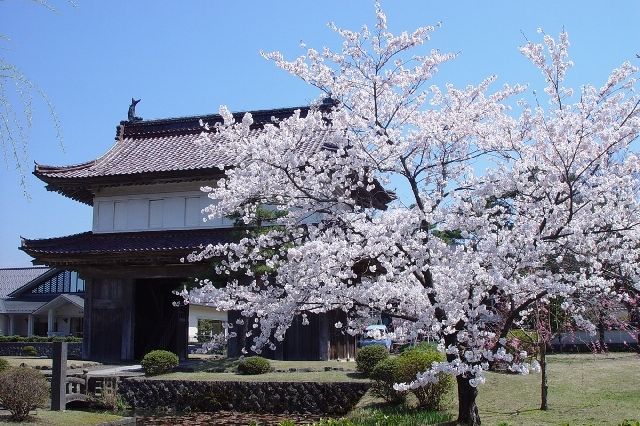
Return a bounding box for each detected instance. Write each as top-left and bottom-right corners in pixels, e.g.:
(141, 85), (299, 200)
(127, 98), (143, 122)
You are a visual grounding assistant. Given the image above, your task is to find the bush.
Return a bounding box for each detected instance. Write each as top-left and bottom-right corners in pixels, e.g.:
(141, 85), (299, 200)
(370, 346), (452, 409)
(370, 357), (405, 403)
(398, 341), (439, 354)
(0, 367), (49, 421)
(141, 350), (179, 376)
(0, 358), (10, 372)
(356, 345), (389, 376)
(396, 348), (452, 410)
(21, 346), (38, 357)
(237, 356), (272, 375)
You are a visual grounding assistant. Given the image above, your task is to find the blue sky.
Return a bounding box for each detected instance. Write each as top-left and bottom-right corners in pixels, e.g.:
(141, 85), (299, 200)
(1, 0), (638, 267)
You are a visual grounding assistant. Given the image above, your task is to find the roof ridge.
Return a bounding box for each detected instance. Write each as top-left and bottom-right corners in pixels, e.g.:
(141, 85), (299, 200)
(21, 231), (93, 244)
(119, 105), (314, 139)
(120, 104), (312, 127)
(35, 160), (96, 173)
(0, 266), (49, 271)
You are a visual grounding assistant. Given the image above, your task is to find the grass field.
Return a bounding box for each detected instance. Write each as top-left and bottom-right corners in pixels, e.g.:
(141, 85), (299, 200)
(154, 353), (639, 424)
(155, 358), (366, 382)
(3, 357), (99, 370)
(474, 353), (640, 425)
(344, 352), (640, 426)
(0, 410), (126, 425)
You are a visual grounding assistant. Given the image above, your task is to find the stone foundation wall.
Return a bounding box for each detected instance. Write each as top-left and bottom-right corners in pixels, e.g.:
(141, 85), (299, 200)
(0, 342), (82, 359)
(118, 379), (370, 415)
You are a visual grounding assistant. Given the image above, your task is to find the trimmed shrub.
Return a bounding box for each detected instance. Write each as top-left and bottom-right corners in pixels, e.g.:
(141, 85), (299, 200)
(396, 348), (452, 410)
(21, 346), (38, 357)
(0, 367), (49, 421)
(370, 357), (405, 403)
(141, 350), (179, 376)
(370, 346), (452, 409)
(398, 341), (439, 354)
(0, 358), (9, 372)
(356, 345), (389, 376)
(237, 356), (272, 375)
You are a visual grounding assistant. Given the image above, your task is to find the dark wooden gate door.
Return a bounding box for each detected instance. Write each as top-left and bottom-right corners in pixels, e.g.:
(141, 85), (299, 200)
(90, 308), (121, 361)
(134, 278), (187, 360)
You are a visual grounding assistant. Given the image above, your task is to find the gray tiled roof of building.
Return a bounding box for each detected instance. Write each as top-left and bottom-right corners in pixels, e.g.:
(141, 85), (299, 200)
(0, 267), (51, 298)
(60, 294), (84, 308)
(21, 228), (237, 256)
(33, 104), (335, 204)
(0, 300), (47, 314)
(32, 294), (84, 316)
(33, 105), (332, 179)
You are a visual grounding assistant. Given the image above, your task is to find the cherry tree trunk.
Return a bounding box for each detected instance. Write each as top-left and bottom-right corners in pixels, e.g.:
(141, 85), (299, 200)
(540, 342), (548, 410)
(456, 375), (481, 425)
(598, 319), (606, 352)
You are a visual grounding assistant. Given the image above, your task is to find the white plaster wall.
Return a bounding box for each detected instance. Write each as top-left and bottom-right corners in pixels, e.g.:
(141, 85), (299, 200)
(188, 305), (227, 343)
(92, 182), (233, 233)
(54, 304), (83, 318)
(56, 317), (71, 335)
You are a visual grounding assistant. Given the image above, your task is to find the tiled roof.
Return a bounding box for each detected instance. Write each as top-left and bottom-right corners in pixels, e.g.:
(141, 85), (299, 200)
(20, 228), (240, 265)
(33, 104), (332, 204)
(32, 294), (84, 316)
(0, 299), (47, 314)
(62, 294), (85, 308)
(0, 267), (51, 298)
(36, 133), (234, 179)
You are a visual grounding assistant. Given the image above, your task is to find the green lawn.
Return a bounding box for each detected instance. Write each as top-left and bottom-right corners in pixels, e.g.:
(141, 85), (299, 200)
(342, 352), (640, 426)
(154, 370), (367, 382)
(3, 357), (99, 370)
(475, 353), (640, 425)
(0, 410), (127, 425)
(133, 353), (640, 424)
(156, 358), (366, 382)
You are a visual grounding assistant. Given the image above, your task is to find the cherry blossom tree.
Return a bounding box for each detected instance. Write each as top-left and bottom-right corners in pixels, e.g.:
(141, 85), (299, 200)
(185, 6), (640, 424)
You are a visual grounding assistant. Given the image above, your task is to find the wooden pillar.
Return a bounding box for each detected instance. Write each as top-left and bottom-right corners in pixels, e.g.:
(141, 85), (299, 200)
(0, 315), (5, 336)
(82, 278), (93, 360)
(51, 341), (67, 411)
(120, 279), (135, 360)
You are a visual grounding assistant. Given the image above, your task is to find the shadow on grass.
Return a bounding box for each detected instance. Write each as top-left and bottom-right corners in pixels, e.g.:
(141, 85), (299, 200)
(189, 357), (241, 373)
(345, 372), (367, 379)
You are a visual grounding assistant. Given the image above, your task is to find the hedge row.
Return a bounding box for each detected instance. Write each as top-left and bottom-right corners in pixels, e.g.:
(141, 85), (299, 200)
(0, 335), (82, 343)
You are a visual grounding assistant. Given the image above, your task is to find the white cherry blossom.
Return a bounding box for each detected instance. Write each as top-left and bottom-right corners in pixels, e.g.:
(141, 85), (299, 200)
(185, 6), (640, 425)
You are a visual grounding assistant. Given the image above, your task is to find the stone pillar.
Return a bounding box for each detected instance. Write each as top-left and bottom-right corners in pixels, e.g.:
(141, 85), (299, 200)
(0, 315), (5, 336)
(48, 309), (55, 335)
(27, 314), (34, 337)
(8, 314), (15, 336)
(51, 341), (67, 411)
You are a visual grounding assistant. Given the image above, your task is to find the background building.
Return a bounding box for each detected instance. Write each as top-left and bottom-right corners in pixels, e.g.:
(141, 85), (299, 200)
(0, 267), (84, 337)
